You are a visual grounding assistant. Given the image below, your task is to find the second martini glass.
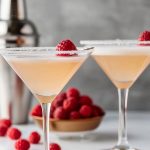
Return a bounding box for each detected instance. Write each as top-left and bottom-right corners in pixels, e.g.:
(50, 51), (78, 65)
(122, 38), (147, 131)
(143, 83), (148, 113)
(0, 47), (92, 150)
(81, 40), (150, 150)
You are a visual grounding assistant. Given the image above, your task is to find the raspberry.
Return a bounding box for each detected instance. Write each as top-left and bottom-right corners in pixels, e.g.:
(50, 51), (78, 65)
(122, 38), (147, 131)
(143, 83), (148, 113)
(138, 31), (150, 41)
(0, 119), (12, 128)
(28, 131), (41, 144)
(52, 92), (66, 108)
(66, 87), (80, 98)
(70, 111), (81, 120)
(56, 39), (77, 50)
(31, 104), (42, 117)
(50, 143), (61, 150)
(79, 105), (93, 118)
(79, 95), (93, 106)
(53, 106), (67, 119)
(15, 139), (30, 150)
(63, 97), (78, 112)
(92, 105), (105, 117)
(7, 127), (21, 140)
(0, 125), (8, 136)
(56, 92), (67, 101)
(56, 39), (77, 56)
(50, 105), (55, 118)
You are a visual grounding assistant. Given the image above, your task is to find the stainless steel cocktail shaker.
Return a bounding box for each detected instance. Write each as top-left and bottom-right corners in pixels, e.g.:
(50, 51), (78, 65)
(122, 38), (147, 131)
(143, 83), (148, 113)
(0, 0), (39, 124)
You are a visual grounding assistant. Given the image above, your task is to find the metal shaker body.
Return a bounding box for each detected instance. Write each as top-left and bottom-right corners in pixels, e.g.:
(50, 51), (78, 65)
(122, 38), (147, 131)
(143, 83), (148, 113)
(0, 0), (39, 124)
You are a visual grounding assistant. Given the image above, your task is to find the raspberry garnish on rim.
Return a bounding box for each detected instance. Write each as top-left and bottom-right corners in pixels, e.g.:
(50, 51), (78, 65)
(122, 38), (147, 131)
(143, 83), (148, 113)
(138, 30), (150, 41)
(56, 39), (77, 51)
(56, 39), (77, 56)
(138, 30), (150, 46)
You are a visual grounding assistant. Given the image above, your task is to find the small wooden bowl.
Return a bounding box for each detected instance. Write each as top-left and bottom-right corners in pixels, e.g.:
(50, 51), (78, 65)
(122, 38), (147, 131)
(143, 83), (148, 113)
(32, 116), (104, 132)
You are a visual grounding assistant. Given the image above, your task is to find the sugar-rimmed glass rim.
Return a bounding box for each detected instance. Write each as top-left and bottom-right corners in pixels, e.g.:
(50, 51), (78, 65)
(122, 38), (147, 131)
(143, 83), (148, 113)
(80, 40), (150, 46)
(80, 40), (150, 55)
(0, 47), (93, 57)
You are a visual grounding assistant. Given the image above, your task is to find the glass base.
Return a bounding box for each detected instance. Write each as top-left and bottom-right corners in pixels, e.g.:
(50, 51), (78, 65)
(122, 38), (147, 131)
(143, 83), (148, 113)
(103, 145), (140, 150)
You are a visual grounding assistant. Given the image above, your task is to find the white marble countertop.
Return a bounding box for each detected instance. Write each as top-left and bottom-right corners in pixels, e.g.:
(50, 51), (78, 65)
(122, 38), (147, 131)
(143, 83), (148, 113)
(0, 112), (150, 150)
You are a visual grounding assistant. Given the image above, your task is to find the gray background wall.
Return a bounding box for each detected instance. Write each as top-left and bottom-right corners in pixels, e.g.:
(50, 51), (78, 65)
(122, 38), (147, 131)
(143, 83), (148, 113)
(27, 0), (150, 110)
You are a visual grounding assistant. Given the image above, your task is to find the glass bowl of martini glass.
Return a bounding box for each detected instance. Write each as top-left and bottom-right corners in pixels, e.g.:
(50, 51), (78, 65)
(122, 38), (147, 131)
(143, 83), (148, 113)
(80, 40), (150, 150)
(0, 47), (92, 150)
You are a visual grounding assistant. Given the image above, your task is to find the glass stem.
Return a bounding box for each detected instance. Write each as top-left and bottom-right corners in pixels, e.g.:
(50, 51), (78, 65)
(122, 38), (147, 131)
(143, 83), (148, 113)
(41, 103), (51, 150)
(117, 88), (129, 146)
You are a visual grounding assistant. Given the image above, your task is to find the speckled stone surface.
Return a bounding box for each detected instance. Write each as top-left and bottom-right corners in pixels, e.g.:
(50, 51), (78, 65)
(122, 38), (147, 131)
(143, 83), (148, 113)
(27, 0), (150, 110)
(0, 112), (150, 150)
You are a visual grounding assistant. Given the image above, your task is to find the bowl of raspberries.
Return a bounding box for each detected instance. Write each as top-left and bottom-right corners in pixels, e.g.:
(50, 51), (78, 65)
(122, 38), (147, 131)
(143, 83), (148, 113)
(31, 87), (105, 132)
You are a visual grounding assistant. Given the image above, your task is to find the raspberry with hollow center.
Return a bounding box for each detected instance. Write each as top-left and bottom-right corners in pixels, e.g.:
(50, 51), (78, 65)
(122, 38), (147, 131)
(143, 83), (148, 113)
(7, 127), (21, 140)
(49, 143), (61, 150)
(28, 131), (41, 144)
(15, 139), (30, 150)
(0, 124), (8, 136)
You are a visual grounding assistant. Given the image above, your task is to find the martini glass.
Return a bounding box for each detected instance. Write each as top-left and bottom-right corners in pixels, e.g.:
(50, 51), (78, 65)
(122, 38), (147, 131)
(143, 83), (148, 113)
(80, 40), (150, 150)
(0, 47), (92, 150)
